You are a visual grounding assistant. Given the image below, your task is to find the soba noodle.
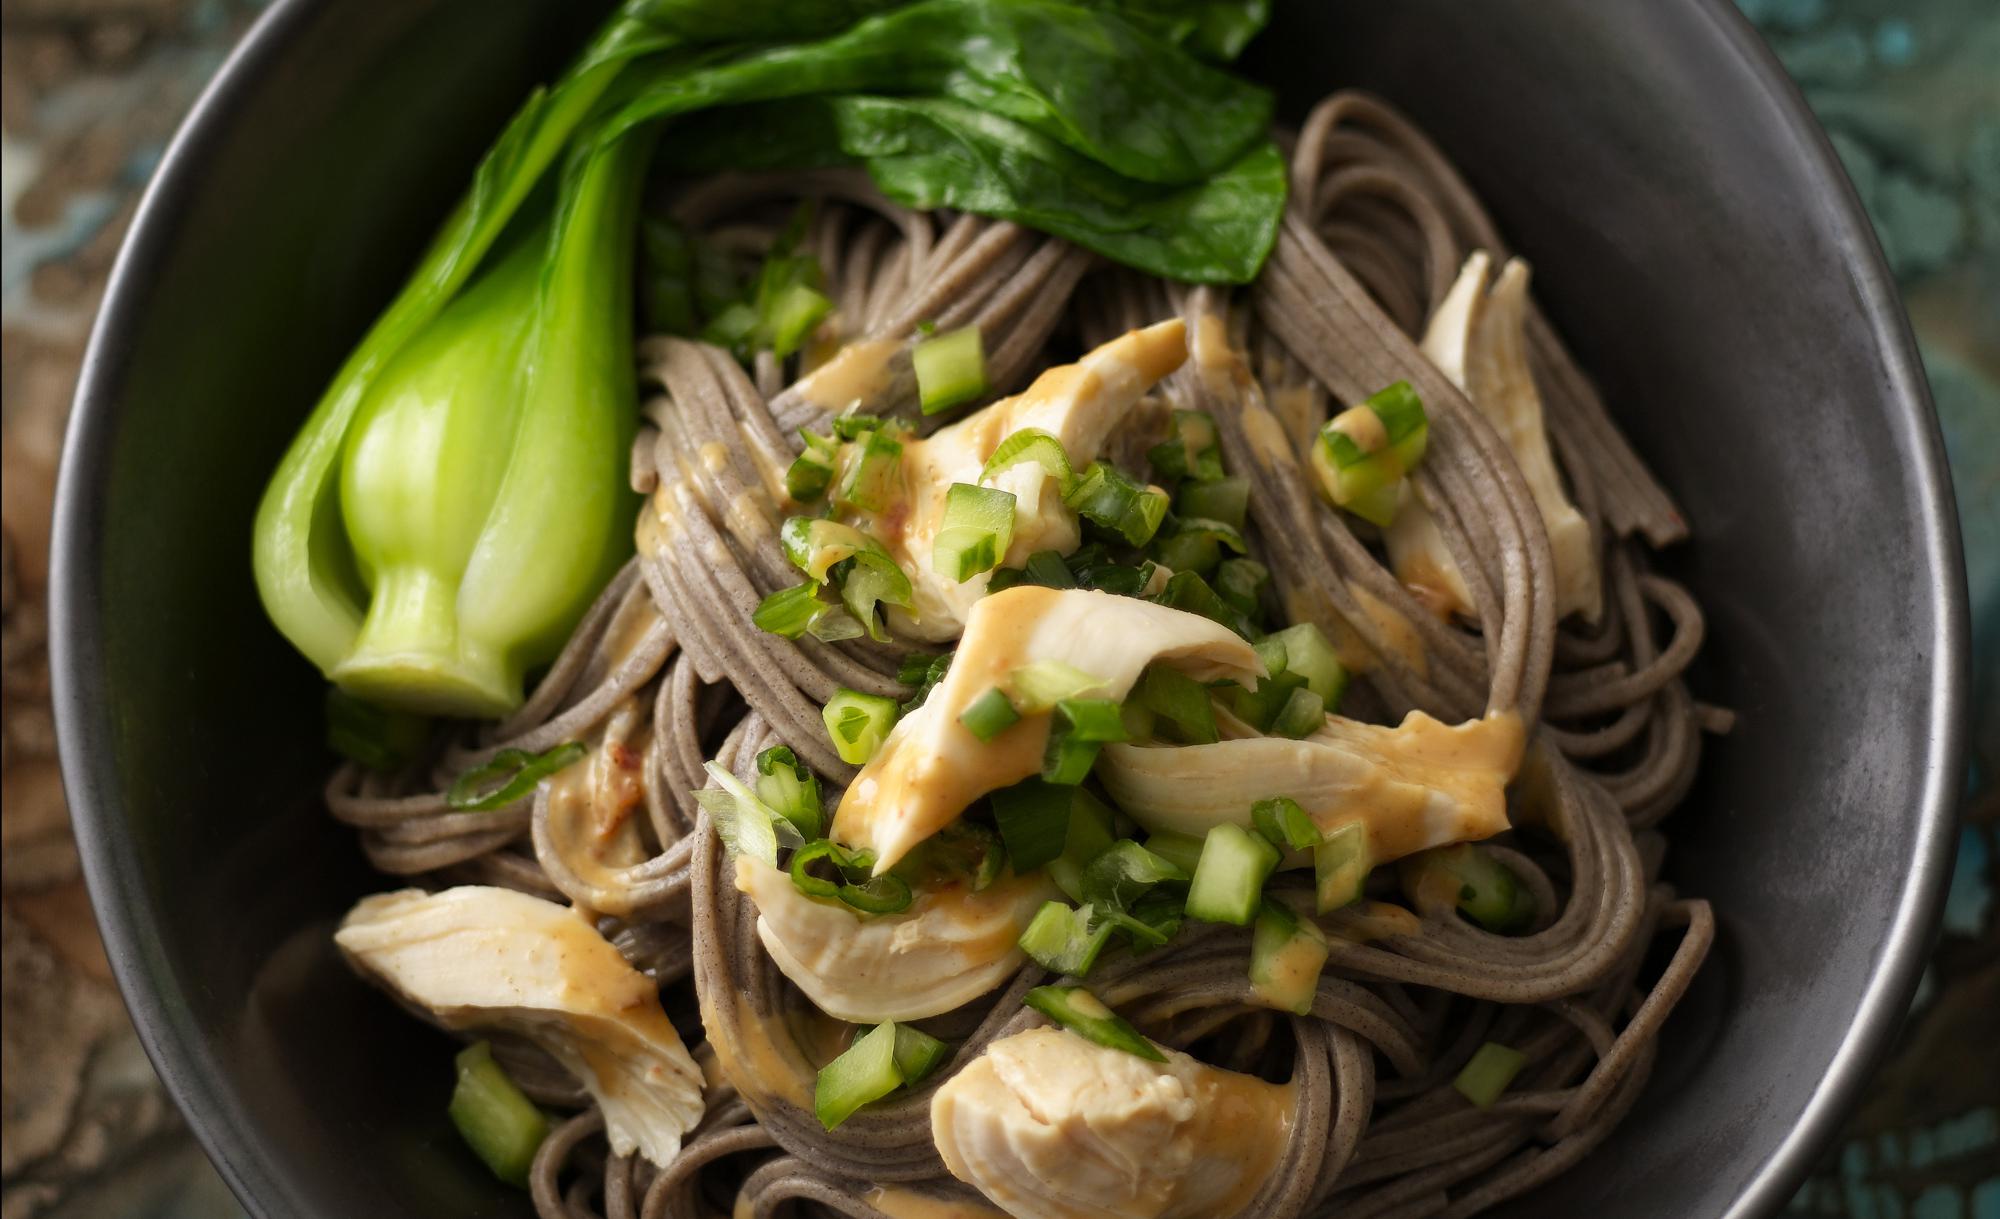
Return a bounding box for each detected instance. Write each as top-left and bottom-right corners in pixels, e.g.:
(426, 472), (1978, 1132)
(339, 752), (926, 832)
(325, 91), (1719, 1219)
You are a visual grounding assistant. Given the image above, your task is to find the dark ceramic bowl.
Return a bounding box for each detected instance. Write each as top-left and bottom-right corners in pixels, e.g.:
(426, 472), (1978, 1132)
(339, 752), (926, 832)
(50, 1), (1967, 1216)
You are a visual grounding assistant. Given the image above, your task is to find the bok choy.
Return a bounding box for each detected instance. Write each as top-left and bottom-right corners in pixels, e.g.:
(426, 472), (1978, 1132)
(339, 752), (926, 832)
(253, 0), (1285, 716)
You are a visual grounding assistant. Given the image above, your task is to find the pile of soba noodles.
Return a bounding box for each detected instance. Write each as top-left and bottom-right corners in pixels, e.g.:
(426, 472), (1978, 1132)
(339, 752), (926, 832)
(317, 89), (1722, 1219)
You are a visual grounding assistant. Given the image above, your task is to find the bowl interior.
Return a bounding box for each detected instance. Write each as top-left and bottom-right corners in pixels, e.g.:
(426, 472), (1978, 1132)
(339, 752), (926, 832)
(54, 1), (1961, 1217)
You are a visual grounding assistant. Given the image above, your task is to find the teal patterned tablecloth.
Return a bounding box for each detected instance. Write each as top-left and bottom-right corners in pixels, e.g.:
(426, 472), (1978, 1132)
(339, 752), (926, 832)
(0, 0), (1992, 1215)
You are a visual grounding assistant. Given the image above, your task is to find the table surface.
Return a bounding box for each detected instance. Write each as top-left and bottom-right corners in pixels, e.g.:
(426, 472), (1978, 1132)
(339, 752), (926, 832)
(1, 1), (1993, 1216)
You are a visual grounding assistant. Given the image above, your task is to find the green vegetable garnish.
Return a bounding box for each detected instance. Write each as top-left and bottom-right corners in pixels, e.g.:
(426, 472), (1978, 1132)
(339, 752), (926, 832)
(1024, 985), (1165, 1061)
(1248, 900), (1329, 1015)
(982, 428), (1077, 495)
(1251, 796), (1320, 852)
(815, 1021), (903, 1130)
(754, 744), (824, 839)
(1312, 381), (1430, 527)
(449, 1041), (549, 1188)
(914, 325), (989, 414)
(933, 483), (1017, 582)
(1313, 821), (1371, 913)
(1184, 822), (1279, 925)
(446, 742), (586, 811)
(1454, 1042), (1529, 1109)
(823, 689), (901, 765)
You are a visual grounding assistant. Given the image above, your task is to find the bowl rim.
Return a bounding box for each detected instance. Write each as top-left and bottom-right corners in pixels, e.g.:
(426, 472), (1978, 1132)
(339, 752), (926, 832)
(47, 1), (1969, 1216)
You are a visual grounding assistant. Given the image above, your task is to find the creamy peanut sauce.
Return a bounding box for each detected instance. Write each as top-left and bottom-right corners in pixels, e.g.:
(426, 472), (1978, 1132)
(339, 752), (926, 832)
(1249, 919), (1328, 1012)
(830, 586), (1261, 872)
(1346, 580), (1428, 679)
(1326, 404), (1389, 454)
(933, 1027), (1295, 1219)
(1098, 710), (1525, 866)
(700, 990), (815, 1109)
(1325, 899), (1424, 943)
(541, 698), (650, 917)
(795, 337), (901, 413)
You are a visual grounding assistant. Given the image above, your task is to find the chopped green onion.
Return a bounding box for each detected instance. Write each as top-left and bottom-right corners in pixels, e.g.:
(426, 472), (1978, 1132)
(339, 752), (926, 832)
(754, 745), (823, 839)
(1046, 788), (1116, 902)
(1023, 986), (1165, 1061)
(1154, 570), (1257, 639)
(449, 1041), (549, 1188)
(789, 838), (871, 901)
(1007, 660), (1107, 713)
(991, 779), (1075, 874)
(326, 687), (430, 773)
(1400, 844), (1536, 933)
(1270, 687), (1326, 739)
(932, 483), (1017, 581)
(697, 759), (804, 865)
(446, 742), (586, 811)
(1251, 796), (1321, 852)
(753, 581), (834, 639)
(838, 871), (914, 914)
(1248, 901), (1329, 1015)
(1213, 557), (1269, 616)
(1314, 821), (1372, 913)
(1176, 477), (1249, 529)
(1267, 623), (1349, 708)
(1147, 410), (1224, 484)
(1068, 546), (1153, 595)
(1131, 664), (1218, 745)
(898, 652), (945, 685)
(1017, 900), (1116, 976)
(1023, 549), (1080, 589)
(1042, 697), (1128, 785)
(835, 428), (905, 512)
(909, 820), (1007, 892)
(982, 428), (1077, 495)
(1368, 380), (1431, 470)
(701, 301), (760, 352)
(1453, 1042), (1528, 1109)
(1153, 530), (1221, 578)
(786, 432), (839, 503)
(814, 1021), (902, 1130)
(1081, 840), (1189, 909)
(914, 325), (988, 415)
(1313, 381), (1428, 527)
(1126, 888), (1186, 946)
(959, 687), (1023, 742)
(893, 1025), (950, 1086)
(1141, 830), (1207, 877)
(899, 651), (952, 713)
(831, 413), (891, 441)
(1066, 461), (1169, 546)
(1054, 698), (1128, 742)
(822, 689), (900, 765)
(1184, 823), (1281, 926)
(764, 282), (832, 359)
(1169, 518), (1246, 556)
(782, 518), (883, 583)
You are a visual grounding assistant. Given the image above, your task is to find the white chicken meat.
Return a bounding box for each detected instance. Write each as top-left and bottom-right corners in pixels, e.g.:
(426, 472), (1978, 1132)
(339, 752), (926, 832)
(734, 857), (1058, 1023)
(831, 586), (1264, 873)
(1098, 709), (1525, 865)
(335, 885), (705, 1167)
(932, 1026), (1294, 1219)
(1387, 252), (1600, 622)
